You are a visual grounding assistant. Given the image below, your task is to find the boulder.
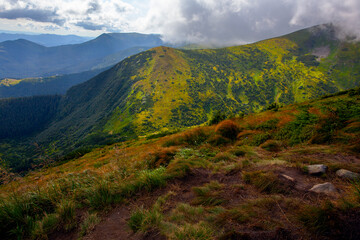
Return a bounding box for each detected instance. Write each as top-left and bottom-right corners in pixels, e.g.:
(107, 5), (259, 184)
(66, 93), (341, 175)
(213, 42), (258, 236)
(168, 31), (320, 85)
(307, 164), (327, 175)
(336, 169), (360, 179)
(309, 182), (336, 194)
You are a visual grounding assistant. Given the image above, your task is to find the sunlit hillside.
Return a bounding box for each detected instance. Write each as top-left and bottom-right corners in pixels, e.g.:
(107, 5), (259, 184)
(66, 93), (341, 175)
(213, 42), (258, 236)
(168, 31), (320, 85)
(1, 87), (359, 239)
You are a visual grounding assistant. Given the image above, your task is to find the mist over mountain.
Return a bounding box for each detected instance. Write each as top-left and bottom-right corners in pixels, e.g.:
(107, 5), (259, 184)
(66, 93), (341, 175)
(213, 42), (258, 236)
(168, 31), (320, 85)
(0, 32), (92, 47)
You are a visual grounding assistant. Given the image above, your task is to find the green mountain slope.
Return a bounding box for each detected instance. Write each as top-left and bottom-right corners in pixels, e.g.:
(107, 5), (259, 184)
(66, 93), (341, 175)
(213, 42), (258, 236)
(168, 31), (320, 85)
(40, 25), (358, 143)
(1, 24), (360, 171)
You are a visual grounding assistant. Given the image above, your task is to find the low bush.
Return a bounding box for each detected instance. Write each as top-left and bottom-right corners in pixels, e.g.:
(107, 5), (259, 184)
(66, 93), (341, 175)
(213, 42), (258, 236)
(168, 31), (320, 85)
(212, 152), (235, 162)
(254, 119), (279, 131)
(208, 135), (230, 146)
(209, 111), (228, 125)
(145, 147), (178, 169)
(250, 133), (271, 146)
(163, 128), (210, 147)
(181, 128), (210, 146)
(229, 147), (246, 157)
(260, 140), (283, 152)
(215, 120), (241, 141)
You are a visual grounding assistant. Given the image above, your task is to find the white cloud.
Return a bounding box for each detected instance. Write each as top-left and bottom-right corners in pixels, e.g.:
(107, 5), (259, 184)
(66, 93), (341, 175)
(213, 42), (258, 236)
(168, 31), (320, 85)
(0, 0), (139, 34)
(290, 0), (360, 38)
(0, 0), (359, 43)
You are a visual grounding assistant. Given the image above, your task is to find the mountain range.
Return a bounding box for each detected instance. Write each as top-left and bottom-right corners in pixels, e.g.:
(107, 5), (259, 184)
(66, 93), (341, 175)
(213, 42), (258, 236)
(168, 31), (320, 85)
(0, 24), (360, 172)
(0, 32), (92, 47)
(0, 32), (163, 78)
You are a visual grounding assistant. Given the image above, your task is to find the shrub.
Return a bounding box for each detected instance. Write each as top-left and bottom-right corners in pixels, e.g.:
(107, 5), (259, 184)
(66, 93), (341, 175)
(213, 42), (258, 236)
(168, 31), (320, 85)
(229, 148), (246, 157)
(163, 128), (210, 147)
(215, 120), (241, 141)
(209, 111), (227, 125)
(250, 133), (271, 146)
(208, 135), (230, 146)
(145, 147), (177, 169)
(180, 128), (210, 146)
(275, 110), (318, 145)
(266, 103), (280, 111)
(212, 152), (235, 162)
(254, 119), (279, 131)
(260, 140), (283, 152)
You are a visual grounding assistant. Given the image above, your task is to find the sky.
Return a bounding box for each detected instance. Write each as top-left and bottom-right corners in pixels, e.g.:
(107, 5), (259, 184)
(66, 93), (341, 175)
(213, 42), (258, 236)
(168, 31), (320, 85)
(0, 0), (359, 46)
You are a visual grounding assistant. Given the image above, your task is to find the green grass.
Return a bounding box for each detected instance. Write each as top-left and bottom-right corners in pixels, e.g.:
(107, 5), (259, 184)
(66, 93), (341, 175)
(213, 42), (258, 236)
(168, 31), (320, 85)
(192, 181), (226, 206)
(79, 212), (101, 237)
(243, 171), (289, 194)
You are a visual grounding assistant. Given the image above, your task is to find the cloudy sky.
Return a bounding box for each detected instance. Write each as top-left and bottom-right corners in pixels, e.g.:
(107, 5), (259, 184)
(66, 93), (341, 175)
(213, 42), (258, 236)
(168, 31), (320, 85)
(0, 0), (359, 45)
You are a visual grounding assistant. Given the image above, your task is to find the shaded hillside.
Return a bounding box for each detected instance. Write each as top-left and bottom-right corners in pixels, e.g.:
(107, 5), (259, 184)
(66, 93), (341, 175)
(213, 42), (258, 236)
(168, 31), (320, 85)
(0, 95), (61, 139)
(0, 87), (359, 239)
(0, 33), (163, 78)
(0, 68), (108, 98)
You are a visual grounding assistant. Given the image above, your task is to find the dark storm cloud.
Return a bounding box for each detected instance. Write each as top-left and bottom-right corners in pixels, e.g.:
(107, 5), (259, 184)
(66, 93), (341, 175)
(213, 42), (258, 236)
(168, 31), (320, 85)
(0, 8), (65, 26)
(147, 0), (360, 46)
(87, 0), (101, 14)
(75, 21), (106, 31)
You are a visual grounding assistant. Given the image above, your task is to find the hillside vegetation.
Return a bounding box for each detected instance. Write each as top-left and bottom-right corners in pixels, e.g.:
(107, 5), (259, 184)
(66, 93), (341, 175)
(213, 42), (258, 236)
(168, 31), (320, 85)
(0, 88), (359, 239)
(1, 24), (360, 173)
(39, 26), (359, 149)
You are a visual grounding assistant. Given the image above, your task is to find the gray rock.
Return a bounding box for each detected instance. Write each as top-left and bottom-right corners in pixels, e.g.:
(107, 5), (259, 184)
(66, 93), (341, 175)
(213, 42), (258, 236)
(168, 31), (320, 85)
(336, 169), (360, 179)
(309, 182), (336, 194)
(307, 164), (327, 175)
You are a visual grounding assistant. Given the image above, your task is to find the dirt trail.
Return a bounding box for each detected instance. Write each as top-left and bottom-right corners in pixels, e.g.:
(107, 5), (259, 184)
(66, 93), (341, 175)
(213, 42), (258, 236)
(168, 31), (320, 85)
(83, 169), (216, 240)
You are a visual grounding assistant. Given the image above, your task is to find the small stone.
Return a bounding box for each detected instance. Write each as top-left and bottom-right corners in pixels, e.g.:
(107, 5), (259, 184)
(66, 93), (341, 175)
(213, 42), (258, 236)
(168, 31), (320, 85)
(307, 164), (327, 175)
(280, 174), (295, 182)
(336, 169), (360, 179)
(309, 182), (336, 194)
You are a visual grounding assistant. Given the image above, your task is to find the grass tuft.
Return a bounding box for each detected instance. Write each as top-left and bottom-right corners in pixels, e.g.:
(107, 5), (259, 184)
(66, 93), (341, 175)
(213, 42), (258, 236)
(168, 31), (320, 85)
(215, 120), (241, 141)
(192, 181), (226, 206)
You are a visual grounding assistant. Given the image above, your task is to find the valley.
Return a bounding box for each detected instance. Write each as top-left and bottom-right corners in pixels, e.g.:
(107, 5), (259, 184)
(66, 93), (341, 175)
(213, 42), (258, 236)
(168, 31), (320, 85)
(0, 23), (359, 240)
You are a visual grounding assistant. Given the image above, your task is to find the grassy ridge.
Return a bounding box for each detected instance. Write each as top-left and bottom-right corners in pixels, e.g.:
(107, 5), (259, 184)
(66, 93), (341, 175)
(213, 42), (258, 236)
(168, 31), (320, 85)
(0, 88), (359, 239)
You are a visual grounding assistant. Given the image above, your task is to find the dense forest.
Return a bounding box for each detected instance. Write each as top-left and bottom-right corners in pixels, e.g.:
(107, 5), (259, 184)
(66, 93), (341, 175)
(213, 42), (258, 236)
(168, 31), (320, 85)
(0, 95), (61, 139)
